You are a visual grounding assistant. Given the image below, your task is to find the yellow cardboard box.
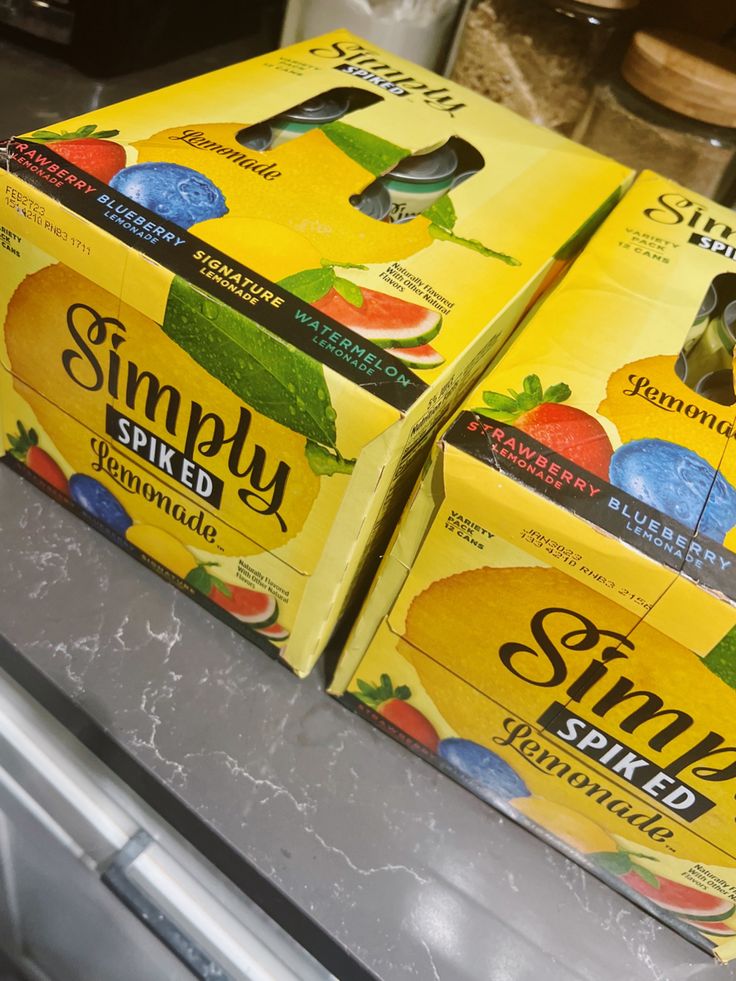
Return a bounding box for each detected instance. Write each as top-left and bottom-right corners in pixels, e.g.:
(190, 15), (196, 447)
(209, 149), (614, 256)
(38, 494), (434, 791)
(333, 173), (736, 957)
(0, 31), (628, 674)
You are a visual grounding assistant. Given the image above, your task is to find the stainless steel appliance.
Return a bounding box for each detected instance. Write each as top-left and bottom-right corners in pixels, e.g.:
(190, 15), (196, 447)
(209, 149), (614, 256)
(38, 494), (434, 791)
(0, 666), (334, 981)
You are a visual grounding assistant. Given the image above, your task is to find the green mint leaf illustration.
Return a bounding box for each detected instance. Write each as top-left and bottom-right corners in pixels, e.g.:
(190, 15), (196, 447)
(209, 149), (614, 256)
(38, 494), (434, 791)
(77, 124), (97, 138)
(186, 563), (233, 598)
(334, 277), (364, 308)
(207, 576), (231, 596)
(629, 863), (660, 888)
(186, 565), (213, 595)
(305, 441), (355, 476)
(424, 194), (456, 231)
(428, 223), (521, 266)
(322, 121), (407, 176)
(164, 277), (339, 451)
(279, 266), (334, 304)
(590, 851), (634, 876)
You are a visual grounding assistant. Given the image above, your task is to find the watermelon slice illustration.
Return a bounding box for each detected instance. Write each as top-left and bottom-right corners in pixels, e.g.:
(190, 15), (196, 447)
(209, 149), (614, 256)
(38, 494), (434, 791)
(685, 919), (736, 937)
(313, 286), (441, 349)
(233, 597), (278, 627)
(386, 343), (444, 369)
(622, 870), (736, 921)
(256, 622), (290, 642)
(208, 583), (279, 628)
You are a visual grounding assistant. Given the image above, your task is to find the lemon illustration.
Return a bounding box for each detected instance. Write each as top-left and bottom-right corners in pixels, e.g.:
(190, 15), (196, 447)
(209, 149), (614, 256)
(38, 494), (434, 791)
(189, 216), (322, 281)
(4, 264), (321, 556)
(401, 565), (689, 738)
(134, 123), (441, 265)
(599, 355), (726, 471)
(125, 524), (198, 579)
(512, 796), (618, 854)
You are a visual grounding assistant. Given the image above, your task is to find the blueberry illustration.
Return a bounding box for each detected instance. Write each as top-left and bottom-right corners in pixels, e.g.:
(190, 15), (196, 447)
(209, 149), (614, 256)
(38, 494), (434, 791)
(438, 738), (530, 801)
(110, 162), (227, 229)
(701, 474), (736, 541)
(69, 475), (132, 535)
(609, 439), (736, 542)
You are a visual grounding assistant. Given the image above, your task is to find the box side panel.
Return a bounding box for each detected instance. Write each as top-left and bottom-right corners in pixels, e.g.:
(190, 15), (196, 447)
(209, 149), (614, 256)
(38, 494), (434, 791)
(292, 271), (539, 673)
(0, 362), (307, 655)
(340, 553), (736, 960)
(328, 445), (446, 694)
(0, 235), (403, 672)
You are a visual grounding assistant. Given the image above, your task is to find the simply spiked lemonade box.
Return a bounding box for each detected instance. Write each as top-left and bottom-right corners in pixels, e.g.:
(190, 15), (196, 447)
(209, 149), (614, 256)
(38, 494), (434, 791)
(0, 32), (628, 675)
(332, 173), (736, 957)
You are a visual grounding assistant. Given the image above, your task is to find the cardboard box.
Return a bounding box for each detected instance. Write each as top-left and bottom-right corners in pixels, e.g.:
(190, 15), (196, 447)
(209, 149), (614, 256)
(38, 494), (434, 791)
(0, 31), (628, 675)
(333, 172), (736, 957)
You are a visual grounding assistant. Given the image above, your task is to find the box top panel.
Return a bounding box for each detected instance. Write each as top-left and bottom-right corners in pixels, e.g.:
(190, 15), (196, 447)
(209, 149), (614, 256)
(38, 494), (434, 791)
(3, 30), (629, 413)
(449, 171), (736, 605)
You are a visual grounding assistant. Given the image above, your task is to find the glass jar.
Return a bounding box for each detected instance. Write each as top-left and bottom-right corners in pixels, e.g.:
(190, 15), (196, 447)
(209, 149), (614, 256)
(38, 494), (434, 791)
(450, 0), (640, 134)
(575, 31), (736, 202)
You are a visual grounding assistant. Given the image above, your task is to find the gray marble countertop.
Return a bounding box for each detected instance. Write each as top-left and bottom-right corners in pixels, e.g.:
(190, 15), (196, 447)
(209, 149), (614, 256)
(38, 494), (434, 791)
(0, 468), (731, 981)
(0, 25), (733, 981)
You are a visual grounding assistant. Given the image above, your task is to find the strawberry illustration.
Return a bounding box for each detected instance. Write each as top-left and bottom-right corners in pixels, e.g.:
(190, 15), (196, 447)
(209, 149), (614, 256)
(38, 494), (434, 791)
(29, 124), (126, 183)
(8, 421), (68, 495)
(354, 674), (440, 751)
(476, 374), (613, 480)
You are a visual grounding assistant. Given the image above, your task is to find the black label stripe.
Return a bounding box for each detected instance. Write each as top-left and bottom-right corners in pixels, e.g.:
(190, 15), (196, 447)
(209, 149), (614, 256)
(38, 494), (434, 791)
(6, 138), (426, 412)
(447, 411), (736, 603)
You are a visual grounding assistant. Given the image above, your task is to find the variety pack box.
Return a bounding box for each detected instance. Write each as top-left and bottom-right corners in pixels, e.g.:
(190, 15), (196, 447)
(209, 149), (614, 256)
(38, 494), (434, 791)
(332, 172), (736, 958)
(0, 31), (628, 675)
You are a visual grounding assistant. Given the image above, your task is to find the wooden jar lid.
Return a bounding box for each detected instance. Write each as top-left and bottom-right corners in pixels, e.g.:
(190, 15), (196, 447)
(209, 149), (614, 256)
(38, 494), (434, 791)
(622, 30), (736, 127)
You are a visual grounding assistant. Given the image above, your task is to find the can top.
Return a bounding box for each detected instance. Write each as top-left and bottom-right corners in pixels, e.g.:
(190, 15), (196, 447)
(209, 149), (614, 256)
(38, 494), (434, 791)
(278, 92), (352, 124)
(350, 180), (391, 221)
(622, 30), (736, 127)
(386, 145), (459, 185)
(236, 121), (273, 151)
